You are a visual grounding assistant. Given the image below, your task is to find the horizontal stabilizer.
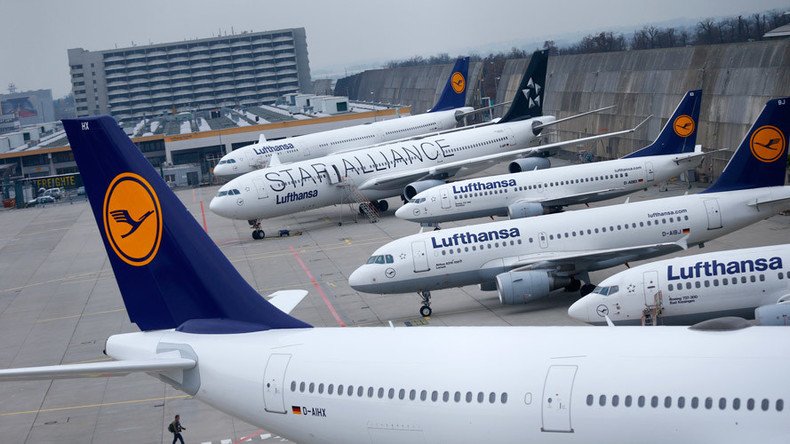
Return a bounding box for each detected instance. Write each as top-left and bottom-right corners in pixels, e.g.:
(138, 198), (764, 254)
(267, 290), (308, 314)
(532, 105), (616, 130)
(0, 358), (195, 381)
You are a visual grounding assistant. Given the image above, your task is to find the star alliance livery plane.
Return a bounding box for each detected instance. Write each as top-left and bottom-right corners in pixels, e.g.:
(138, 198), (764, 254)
(214, 57), (474, 178)
(211, 51), (640, 239)
(568, 244), (790, 325)
(397, 90), (706, 224)
(0, 116), (788, 444)
(349, 98), (790, 317)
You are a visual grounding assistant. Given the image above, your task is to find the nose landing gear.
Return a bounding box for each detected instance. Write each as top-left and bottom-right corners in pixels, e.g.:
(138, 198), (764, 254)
(418, 291), (432, 317)
(248, 219), (265, 240)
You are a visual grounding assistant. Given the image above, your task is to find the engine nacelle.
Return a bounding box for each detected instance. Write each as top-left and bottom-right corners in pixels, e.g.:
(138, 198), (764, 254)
(755, 300), (790, 326)
(495, 271), (571, 305)
(508, 200), (545, 219)
(508, 157), (551, 173)
(403, 180), (445, 201)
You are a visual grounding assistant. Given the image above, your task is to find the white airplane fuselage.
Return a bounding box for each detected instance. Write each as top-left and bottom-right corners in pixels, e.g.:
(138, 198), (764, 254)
(108, 326), (790, 444)
(213, 108), (473, 177)
(397, 151), (704, 223)
(210, 116), (555, 221)
(349, 186), (790, 295)
(569, 244), (790, 325)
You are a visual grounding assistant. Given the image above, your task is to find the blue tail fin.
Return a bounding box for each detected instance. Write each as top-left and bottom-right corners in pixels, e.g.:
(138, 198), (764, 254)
(62, 116), (311, 332)
(623, 90), (702, 158)
(498, 50), (548, 123)
(702, 98), (789, 194)
(428, 57), (470, 112)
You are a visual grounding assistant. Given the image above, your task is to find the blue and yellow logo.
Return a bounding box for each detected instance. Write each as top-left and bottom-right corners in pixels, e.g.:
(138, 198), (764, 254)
(102, 173), (162, 266)
(451, 72), (466, 94)
(749, 125), (786, 163)
(673, 115), (695, 137)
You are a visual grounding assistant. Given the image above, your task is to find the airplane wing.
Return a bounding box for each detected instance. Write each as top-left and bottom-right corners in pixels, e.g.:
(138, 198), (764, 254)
(266, 290), (308, 314)
(531, 187), (627, 207)
(0, 358), (196, 381)
(508, 239), (688, 275)
(357, 118), (649, 192)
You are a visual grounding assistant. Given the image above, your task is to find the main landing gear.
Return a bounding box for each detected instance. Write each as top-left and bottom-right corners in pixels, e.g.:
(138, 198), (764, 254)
(249, 219), (265, 240)
(418, 290), (432, 317)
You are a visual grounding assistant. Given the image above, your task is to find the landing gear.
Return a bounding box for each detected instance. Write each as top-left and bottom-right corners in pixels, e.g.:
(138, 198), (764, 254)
(580, 283), (596, 297)
(248, 219), (265, 240)
(418, 291), (432, 317)
(564, 278), (582, 292)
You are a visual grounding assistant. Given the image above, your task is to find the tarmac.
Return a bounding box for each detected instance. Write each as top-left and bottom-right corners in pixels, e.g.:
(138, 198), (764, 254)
(0, 163), (788, 443)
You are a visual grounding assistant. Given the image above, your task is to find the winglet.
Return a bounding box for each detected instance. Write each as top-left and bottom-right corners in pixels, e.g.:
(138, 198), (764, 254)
(62, 116), (311, 332)
(624, 90), (702, 158)
(428, 57), (470, 112)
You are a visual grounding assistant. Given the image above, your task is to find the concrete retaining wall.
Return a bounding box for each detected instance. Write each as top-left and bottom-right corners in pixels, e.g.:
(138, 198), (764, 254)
(337, 39), (789, 180)
(497, 40), (789, 180)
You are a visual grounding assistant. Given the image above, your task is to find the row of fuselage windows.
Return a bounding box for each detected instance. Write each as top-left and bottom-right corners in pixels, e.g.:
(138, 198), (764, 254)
(446, 136), (507, 154)
(384, 121), (437, 136)
(319, 134), (376, 148)
(667, 274), (770, 291)
(455, 172), (631, 200)
(586, 393), (784, 413)
(290, 380), (509, 405)
(437, 215), (691, 256)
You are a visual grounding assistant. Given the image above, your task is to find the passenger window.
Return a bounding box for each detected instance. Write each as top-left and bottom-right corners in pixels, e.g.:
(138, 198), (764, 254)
(454, 392), (461, 402)
(399, 389), (405, 400)
(747, 398), (755, 410)
(388, 388), (394, 399)
(442, 391), (448, 402)
(489, 392), (496, 404)
(762, 399), (770, 411)
(377, 387), (384, 398)
(432, 391), (439, 402)
(599, 395), (607, 406)
(290, 381), (296, 392)
(678, 396), (685, 408)
(466, 392), (473, 403)
(777, 399), (784, 411)
(664, 396), (672, 408)
(705, 397), (713, 409)
(477, 392), (485, 403)
(719, 398), (727, 409)
(625, 395), (632, 407)
(318, 383), (324, 394)
(299, 382), (305, 392)
(733, 398), (740, 410)
(501, 392), (508, 404)
(409, 389), (416, 400)
(668, 284), (674, 291)
(651, 396), (658, 408)
(691, 397), (699, 408)
(612, 395), (619, 407)
(348, 385), (354, 396)
(638, 396), (645, 407)
(357, 386), (363, 397)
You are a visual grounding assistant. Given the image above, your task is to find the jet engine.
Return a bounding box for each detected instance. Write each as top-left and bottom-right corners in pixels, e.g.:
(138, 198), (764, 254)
(495, 271), (571, 305)
(508, 157), (550, 173)
(755, 297), (790, 326)
(507, 200), (545, 219)
(403, 180), (445, 201)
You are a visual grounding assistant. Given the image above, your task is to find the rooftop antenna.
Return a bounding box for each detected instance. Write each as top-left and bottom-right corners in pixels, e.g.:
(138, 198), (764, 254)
(7, 82), (17, 94)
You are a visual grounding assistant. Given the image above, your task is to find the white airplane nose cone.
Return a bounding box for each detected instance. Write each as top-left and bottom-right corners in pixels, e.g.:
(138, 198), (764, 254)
(567, 299), (589, 323)
(394, 205), (410, 219)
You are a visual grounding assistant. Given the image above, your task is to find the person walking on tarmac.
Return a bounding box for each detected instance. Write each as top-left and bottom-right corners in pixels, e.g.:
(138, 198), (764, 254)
(168, 414), (186, 444)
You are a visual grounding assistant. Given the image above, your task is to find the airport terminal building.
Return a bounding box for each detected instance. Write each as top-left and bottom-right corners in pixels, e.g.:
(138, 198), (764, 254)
(67, 28), (312, 121)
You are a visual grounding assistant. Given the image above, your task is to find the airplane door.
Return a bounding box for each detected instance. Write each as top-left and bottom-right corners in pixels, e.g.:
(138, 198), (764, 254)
(252, 178), (269, 199)
(645, 161), (655, 182)
(263, 353), (292, 414)
(643, 270), (659, 305)
(440, 189), (451, 209)
(327, 164), (342, 185)
(411, 241), (430, 273)
(704, 199), (722, 230)
(541, 365), (577, 433)
(538, 232), (548, 249)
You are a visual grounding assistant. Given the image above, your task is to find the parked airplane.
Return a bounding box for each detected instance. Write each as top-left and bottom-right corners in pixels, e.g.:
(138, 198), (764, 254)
(213, 57), (473, 178)
(1, 116), (789, 444)
(349, 97), (790, 317)
(397, 90), (705, 224)
(568, 244), (790, 325)
(211, 50), (637, 239)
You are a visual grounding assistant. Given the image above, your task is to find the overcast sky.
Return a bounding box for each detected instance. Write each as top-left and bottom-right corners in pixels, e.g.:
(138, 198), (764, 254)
(1, 0), (786, 97)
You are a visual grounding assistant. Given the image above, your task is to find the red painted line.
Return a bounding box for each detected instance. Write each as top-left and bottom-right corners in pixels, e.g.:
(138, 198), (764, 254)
(234, 428), (264, 443)
(289, 246), (346, 327)
(199, 200), (208, 232)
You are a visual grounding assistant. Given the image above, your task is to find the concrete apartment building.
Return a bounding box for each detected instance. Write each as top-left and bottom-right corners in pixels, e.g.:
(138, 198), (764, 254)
(68, 28), (312, 121)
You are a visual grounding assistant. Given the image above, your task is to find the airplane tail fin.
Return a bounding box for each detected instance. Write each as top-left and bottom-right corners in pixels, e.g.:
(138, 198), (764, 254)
(702, 98), (789, 193)
(62, 116), (311, 332)
(623, 90), (702, 158)
(498, 50), (548, 124)
(428, 56), (470, 112)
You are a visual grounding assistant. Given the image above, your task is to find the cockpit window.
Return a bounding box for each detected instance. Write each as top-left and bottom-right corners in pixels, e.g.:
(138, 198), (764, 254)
(366, 255), (392, 265)
(231, 189), (240, 195)
(228, 159), (236, 163)
(411, 198), (426, 204)
(592, 285), (619, 296)
(217, 190), (228, 197)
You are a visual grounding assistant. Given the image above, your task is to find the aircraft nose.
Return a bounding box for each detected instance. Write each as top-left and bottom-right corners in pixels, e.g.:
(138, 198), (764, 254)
(213, 164), (228, 177)
(348, 267), (366, 290)
(567, 298), (591, 323)
(209, 195), (232, 218)
(395, 203), (419, 220)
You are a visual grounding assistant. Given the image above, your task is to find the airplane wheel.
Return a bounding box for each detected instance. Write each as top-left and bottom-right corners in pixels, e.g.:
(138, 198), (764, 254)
(580, 284), (596, 297)
(252, 230), (260, 240)
(376, 200), (389, 212)
(564, 279), (581, 292)
(358, 204), (366, 215)
(420, 305), (432, 317)
(252, 230), (265, 240)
